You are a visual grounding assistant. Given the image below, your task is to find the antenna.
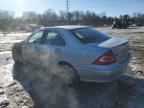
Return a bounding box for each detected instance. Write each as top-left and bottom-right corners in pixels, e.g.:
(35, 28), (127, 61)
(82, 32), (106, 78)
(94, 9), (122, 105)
(66, 0), (70, 24)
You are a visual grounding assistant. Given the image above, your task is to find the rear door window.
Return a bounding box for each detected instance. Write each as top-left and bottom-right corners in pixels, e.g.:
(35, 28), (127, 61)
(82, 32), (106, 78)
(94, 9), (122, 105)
(43, 30), (66, 46)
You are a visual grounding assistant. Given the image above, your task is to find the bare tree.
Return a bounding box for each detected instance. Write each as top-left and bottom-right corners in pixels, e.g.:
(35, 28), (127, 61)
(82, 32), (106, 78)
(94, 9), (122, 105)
(22, 11), (39, 24)
(39, 9), (58, 26)
(0, 10), (14, 35)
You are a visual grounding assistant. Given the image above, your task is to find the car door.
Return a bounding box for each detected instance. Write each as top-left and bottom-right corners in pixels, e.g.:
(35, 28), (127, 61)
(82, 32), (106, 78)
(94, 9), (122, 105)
(38, 29), (67, 66)
(21, 30), (44, 63)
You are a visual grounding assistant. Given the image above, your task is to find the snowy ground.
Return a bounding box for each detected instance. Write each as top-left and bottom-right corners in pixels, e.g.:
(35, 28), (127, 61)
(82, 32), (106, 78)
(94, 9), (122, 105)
(0, 27), (144, 108)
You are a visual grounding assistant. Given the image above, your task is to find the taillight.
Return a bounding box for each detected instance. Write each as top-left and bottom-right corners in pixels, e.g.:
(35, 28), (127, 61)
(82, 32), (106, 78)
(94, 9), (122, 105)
(92, 50), (116, 65)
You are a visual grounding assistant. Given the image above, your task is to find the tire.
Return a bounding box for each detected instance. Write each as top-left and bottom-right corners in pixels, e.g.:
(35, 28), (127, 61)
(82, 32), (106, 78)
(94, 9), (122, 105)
(59, 63), (80, 86)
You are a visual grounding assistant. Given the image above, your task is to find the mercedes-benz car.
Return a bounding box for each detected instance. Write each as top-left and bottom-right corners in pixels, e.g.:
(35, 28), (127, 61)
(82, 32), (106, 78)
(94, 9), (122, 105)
(12, 25), (131, 84)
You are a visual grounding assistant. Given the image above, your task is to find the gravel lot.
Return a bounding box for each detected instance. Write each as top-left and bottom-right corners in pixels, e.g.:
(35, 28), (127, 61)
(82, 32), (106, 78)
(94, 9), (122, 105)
(0, 27), (144, 108)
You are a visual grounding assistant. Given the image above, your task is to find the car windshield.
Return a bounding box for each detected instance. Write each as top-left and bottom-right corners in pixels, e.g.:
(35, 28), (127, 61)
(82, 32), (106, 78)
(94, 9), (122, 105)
(71, 27), (110, 44)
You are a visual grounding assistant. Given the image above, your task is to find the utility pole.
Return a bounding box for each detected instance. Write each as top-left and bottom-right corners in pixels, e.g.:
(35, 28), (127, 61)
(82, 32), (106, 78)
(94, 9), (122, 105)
(66, 0), (70, 24)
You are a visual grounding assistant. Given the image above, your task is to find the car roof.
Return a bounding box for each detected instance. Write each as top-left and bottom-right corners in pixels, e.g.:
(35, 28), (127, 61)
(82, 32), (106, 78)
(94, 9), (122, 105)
(40, 25), (91, 31)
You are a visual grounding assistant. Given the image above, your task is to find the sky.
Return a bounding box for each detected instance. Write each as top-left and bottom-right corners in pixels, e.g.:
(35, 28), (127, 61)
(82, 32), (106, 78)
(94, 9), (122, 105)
(0, 0), (144, 17)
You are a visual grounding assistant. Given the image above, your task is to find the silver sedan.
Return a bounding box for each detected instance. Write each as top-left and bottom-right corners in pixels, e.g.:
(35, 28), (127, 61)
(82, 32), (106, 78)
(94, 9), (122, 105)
(12, 25), (131, 84)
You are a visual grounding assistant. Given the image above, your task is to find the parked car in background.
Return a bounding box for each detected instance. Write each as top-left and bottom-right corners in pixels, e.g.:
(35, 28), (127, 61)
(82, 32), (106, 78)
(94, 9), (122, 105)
(12, 25), (131, 85)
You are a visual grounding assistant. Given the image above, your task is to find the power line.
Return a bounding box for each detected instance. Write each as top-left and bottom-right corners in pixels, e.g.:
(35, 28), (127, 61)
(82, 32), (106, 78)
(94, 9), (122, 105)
(66, 0), (69, 13)
(66, 0), (70, 24)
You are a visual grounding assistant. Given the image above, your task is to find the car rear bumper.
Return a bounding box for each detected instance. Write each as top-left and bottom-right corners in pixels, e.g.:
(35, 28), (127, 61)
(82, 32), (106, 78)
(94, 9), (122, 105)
(75, 52), (132, 83)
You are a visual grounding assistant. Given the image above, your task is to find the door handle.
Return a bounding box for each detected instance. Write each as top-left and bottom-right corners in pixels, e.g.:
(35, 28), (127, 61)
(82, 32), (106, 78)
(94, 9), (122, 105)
(55, 48), (62, 55)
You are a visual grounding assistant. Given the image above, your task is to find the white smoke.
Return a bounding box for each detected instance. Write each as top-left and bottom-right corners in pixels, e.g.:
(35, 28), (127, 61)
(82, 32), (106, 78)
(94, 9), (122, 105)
(13, 47), (79, 108)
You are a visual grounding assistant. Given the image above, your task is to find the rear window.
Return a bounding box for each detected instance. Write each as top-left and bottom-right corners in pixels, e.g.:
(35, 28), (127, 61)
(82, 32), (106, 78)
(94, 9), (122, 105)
(71, 27), (110, 44)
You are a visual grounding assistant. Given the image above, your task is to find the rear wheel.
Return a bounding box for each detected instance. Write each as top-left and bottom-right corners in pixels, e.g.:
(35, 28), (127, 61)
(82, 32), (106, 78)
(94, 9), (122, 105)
(59, 63), (80, 86)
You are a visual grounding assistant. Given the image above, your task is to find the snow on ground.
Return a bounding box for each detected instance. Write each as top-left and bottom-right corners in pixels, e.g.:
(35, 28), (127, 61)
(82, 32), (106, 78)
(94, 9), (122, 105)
(0, 27), (144, 108)
(0, 33), (30, 51)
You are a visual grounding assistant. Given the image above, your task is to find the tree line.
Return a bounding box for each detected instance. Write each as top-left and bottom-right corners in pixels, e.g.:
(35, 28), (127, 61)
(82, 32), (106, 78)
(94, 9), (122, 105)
(21, 9), (115, 26)
(0, 9), (144, 32)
